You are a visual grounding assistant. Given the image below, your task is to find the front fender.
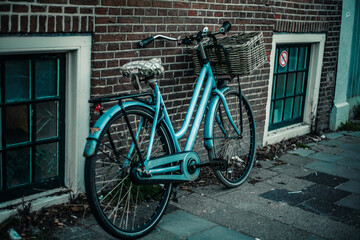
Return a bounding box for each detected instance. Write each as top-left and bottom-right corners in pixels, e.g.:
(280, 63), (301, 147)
(204, 87), (230, 151)
(83, 101), (155, 158)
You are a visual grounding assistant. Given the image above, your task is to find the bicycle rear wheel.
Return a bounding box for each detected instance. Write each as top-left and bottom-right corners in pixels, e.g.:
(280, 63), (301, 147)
(85, 106), (174, 239)
(210, 88), (256, 188)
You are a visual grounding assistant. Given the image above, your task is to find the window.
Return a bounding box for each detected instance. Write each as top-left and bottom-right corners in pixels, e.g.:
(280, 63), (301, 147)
(263, 34), (325, 145)
(269, 45), (311, 130)
(0, 53), (65, 202)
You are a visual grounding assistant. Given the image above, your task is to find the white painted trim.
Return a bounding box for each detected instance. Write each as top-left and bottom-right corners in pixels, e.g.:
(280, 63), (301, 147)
(263, 34), (325, 146)
(0, 35), (91, 215)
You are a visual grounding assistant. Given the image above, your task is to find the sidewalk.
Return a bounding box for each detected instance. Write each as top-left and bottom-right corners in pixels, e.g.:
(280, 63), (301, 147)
(56, 131), (360, 240)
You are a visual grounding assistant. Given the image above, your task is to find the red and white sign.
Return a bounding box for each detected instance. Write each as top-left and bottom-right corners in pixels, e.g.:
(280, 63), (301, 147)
(279, 50), (288, 67)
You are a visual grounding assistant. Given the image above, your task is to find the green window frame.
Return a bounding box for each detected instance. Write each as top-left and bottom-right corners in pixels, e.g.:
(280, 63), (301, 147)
(269, 44), (311, 131)
(0, 53), (65, 203)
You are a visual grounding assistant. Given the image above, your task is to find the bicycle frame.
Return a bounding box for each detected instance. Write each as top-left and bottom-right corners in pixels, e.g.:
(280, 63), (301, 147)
(83, 61), (241, 178)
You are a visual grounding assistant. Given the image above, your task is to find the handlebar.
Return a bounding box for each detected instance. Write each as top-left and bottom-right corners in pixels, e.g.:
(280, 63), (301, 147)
(138, 21), (232, 48)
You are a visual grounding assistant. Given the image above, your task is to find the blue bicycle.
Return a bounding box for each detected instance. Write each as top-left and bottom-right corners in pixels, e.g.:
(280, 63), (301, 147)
(83, 21), (256, 239)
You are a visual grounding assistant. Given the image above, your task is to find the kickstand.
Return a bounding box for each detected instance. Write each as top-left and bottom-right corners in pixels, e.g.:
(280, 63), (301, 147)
(171, 184), (179, 203)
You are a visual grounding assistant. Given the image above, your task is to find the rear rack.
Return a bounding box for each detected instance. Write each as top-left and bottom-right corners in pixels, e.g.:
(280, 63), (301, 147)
(89, 92), (154, 105)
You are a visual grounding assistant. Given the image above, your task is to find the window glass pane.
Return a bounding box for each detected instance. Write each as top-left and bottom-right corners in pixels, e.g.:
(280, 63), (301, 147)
(275, 74), (286, 98)
(0, 109), (2, 149)
(36, 101), (58, 140)
(278, 47), (288, 73)
(288, 47), (298, 72)
(286, 73), (296, 96)
(269, 102), (274, 124)
(0, 153), (2, 190)
(274, 49), (279, 73)
(6, 147), (31, 188)
(6, 105), (30, 145)
(298, 47), (308, 70)
(272, 76), (277, 98)
(273, 100), (284, 124)
(293, 96), (303, 118)
(296, 72), (305, 94)
(35, 143), (58, 181)
(284, 98), (294, 121)
(5, 60), (30, 102)
(35, 59), (58, 98)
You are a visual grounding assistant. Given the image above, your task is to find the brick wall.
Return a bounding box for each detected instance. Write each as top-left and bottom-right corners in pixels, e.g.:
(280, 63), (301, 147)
(0, 0), (342, 151)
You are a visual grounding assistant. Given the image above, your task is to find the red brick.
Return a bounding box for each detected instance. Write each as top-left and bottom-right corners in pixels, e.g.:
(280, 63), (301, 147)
(70, 0), (97, 5)
(13, 5), (29, 13)
(11, 15), (18, 32)
(39, 15), (46, 32)
(128, 0), (151, 7)
(31, 5), (46, 12)
(56, 16), (62, 32)
(38, 0), (67, 3)
(0, 4), (11, 12)
(49, 6), (62, 13)
(72, 16), (79, 32)
(65, 7), (78, 14)
(48, 16), (54, 32)
(20, 15), (28, 32)
(101, 0), (125, 6)
(30, 15), (37, 32)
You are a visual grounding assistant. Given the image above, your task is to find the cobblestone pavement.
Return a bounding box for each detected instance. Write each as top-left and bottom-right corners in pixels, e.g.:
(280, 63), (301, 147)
(56, 131), (360, 240)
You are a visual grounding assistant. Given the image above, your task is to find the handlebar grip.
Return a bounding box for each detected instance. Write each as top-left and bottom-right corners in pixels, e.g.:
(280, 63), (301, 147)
(220, 21), (231, 34)
(138, 36), (154, 47)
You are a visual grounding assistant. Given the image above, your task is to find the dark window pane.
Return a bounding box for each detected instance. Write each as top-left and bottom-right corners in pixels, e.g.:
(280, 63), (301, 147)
(0, 153), (2, 190)
(6, 105), (30, 145)
(273, 100), (284, 124)
(298, 47), (308, 70)
(286, 73), (296, 96)
(36, 101), (58, 140)
(274, 49), (279, 73)
(6, 147), (31, 188)
(0, 109), (2, 149)
(269, 102), (274, 124)
(35, 59), (58, 98)
(276, 74), (286, 98)
(296, 72), (305, 94)
(288, 47), (298, 72)
(284, 98), (294, 121)
(35, 143), (58, 181)
(293, 96), (303, 118)
(5, 60), (30, 102)
(272, 76), (277, 98)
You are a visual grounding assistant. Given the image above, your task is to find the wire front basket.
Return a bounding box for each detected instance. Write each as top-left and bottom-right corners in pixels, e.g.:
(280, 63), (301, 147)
(193, 32), (266, 76)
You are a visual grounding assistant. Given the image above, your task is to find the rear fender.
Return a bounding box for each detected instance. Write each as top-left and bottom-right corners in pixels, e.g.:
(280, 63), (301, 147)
(83, 101), (155, 158)
(204, 87), (230, 151)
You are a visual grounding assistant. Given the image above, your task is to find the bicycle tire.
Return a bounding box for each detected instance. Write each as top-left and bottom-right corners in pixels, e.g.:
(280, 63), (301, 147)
(209, 88), (256, 188)
(85, 106), (174, 239)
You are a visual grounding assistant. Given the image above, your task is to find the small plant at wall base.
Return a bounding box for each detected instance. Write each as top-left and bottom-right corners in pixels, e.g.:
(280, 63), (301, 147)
(353, 105), (360, 120)
(338, 121), (360, 131)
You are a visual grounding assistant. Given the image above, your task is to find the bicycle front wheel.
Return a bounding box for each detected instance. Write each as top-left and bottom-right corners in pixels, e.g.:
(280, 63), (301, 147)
(85, 106), (174, 239)
(210, 88), (256, 188)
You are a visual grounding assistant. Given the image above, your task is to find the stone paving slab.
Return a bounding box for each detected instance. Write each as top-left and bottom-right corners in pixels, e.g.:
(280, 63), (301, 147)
(288, 148), (316, 157)
(336, 149), (360, 161)
(320, 140), (344, 147)
(336, 194), (360, 211)
(325, 132), (344, 140)
(308, 152), (343, 163)
(158, 210), (216, 238)
(305, 160), (360, 181)
(278, 153), (314, 167)
(336, 180), (360, 194)
(188, 225), (255, 240)
(339, 143), (360, 153)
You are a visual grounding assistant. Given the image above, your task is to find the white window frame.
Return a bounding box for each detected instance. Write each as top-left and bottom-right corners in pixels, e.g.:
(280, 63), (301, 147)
(0, 36), (91, 216)
(263, 34), (325, 145)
